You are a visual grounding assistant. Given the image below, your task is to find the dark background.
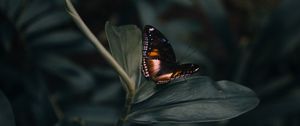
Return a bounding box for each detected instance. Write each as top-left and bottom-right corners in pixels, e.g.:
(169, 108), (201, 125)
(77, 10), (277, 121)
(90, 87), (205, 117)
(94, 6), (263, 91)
(1, 0), (300, 126)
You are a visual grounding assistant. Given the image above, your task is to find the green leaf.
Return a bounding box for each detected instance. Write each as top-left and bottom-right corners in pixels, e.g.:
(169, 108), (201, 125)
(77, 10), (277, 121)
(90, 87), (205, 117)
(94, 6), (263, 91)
(128, 76), (259, 123)
(0, 90), (15, 126)
(0, 0), (94, 54)
(25, 11), (69, 35)
(134, 79), (156, 103)
(105, 22), (142, 88)
(30, 30), (83, 48)
(38, 54), (95, 94)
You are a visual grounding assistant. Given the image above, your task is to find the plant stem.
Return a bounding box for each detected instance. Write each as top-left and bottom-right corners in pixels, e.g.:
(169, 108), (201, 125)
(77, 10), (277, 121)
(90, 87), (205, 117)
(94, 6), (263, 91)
(65, 1), (136, 125)
(117, 93), (134, 126)
(65, 0), (135, 94)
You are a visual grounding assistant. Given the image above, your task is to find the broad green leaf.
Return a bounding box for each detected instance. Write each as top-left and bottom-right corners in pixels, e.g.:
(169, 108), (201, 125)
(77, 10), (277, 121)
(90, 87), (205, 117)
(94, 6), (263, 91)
(134, 79), (156, 103)
(105, 22), (142, 88)
(128, 76), (259, 123)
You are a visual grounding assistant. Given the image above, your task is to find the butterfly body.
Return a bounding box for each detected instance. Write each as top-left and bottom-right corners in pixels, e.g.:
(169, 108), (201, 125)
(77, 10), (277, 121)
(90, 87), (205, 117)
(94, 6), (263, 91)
(142, 25), (200, 84)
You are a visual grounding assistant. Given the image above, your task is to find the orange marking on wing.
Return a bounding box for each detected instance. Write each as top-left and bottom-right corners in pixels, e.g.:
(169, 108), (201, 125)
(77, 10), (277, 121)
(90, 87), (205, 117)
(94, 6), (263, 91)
(155, 73), (173, 83)
(148, 49), (159, 57)
(172, 71), (181, 77)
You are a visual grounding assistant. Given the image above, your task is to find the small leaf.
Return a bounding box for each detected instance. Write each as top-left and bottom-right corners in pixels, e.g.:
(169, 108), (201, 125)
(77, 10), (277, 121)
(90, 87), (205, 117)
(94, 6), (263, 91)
(105, 22), (142, 88)
(128, 76), (259, 123)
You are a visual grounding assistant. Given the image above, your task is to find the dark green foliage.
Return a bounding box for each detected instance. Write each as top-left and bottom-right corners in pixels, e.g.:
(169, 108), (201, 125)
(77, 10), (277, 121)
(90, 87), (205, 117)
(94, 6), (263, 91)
(0, 0), (115, 126)
(1, 0), (300, 126)
(0, 91), (15, 126)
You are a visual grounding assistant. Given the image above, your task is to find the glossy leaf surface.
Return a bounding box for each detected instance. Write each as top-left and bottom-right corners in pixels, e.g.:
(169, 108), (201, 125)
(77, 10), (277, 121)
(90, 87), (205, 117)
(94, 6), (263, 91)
(129, 76), (259, 123)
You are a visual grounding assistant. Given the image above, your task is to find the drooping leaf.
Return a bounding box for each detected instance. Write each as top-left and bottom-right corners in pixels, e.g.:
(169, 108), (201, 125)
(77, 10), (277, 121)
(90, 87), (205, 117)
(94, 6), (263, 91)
(228, 87), (300, 125)
(24, 11), (69, 35)
(0, 90), (15, 126)
(129, 76), (259, 123)
(105, 22), (142, 88)
(1, 0), (101, 126)
(16, 2), (52, 27)
(0, 0), (95, 54)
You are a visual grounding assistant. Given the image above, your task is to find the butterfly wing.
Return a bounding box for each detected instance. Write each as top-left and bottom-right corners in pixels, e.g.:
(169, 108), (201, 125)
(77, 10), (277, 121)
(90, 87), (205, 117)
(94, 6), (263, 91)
(142, 59), (174, 83)
(142, 25), (177, 79)
(173, 63), (200, 78)
(142, 25), (200, 84)
(153, 63), (200, 84)
(142, 25), (176, 62)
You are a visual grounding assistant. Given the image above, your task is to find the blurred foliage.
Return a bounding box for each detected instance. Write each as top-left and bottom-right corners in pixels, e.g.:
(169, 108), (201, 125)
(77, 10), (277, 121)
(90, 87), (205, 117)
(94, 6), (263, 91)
(0, 0), (124, 126)
(1, 0), (300, 126)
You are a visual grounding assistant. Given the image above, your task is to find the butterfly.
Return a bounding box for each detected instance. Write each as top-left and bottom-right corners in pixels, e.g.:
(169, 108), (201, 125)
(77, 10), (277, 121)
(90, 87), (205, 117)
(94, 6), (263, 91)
(142, 25), (200, 84)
